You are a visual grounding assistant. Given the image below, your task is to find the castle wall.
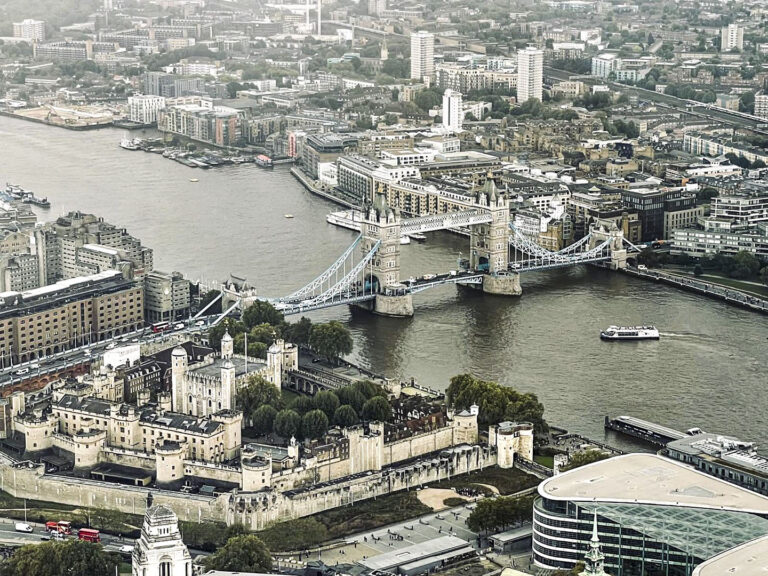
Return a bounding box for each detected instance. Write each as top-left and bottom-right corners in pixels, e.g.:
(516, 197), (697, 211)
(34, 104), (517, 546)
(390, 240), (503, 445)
(382, 426), (455, 466)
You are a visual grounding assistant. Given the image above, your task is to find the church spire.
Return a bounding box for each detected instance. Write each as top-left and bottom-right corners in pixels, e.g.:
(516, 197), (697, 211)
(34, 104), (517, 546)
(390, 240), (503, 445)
(580, 512), (610, 576)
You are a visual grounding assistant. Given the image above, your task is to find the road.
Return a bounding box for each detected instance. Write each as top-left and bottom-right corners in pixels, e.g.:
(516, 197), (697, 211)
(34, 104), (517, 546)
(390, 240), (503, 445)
(0, 316), (218, 387)
(0, 516), (132, 557)
(544, 66), (768, 135)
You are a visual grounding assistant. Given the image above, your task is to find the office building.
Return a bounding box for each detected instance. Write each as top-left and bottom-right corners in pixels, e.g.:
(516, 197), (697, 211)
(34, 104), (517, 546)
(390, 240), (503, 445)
(672, 222), (768, 257)
(533, 453), (768, 575)
(620, 188), (693, 241)
(143, 271), (191, 324)
(13, 19), (45, 42)
(516, 47), (543, 103)
(127, 95), (166, 125)
(410, 31), (434, 81)
(0, 271), (143, 364)
(442, 89), (463, 132)
(721, 24), (744, 51)
(302, 133), (358, 179)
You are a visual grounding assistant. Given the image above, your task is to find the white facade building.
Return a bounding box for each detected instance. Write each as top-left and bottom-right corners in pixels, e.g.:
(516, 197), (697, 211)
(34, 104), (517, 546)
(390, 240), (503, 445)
(132, 500), (192, 576)
(410, 30), (434, 81)
(128, 95), (166, 124)
(516, 47), (543, 103)
(721, 24), (744, 51)
(755, 94), (768, 120)
(442, 89), (463, 132)
(13, 19), (45, 42)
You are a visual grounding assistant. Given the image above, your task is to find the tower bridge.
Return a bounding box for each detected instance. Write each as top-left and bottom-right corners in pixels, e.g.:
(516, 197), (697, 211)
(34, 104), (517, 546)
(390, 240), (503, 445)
(213, 177), (639, 321)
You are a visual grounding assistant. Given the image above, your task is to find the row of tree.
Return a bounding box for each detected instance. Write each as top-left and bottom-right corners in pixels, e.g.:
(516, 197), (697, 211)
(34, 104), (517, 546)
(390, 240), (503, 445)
(238, 376), (392, 440)
(446, 374), (548, 437)
(466, 495), (535, 534)
(206, 300), (352, 363)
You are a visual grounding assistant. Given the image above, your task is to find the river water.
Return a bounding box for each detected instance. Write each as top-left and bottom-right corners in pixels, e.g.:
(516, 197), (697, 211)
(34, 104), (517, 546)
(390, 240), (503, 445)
(1, 116), (765, 447)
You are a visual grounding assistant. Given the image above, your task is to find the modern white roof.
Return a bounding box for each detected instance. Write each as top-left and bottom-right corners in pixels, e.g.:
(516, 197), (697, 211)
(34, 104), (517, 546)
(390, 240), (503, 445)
(539, 453), (768, 514)
(692, 534), (768, 576)
(82, 243), (119, 255)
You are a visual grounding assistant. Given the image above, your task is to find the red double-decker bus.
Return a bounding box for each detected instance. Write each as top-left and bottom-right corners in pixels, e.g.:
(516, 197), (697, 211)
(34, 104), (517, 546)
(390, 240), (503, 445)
(46, 521), (72, 535)
(151, 321), (171, 333)
(77, 528), (101, 543)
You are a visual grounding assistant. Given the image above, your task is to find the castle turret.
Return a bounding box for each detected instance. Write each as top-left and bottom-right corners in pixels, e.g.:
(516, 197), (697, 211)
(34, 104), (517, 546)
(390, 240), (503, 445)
(170, 346), (187, 414)
(155, 441), (186, 487)
(221, 330), (233, 359)
(220, 358), (236, 412)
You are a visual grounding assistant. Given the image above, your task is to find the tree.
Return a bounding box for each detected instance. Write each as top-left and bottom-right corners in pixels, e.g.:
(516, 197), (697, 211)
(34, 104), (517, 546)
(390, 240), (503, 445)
(560, 450), (611, 472)
(730, 250), (761, 279)
(309, 321), (353, 362)
(314, 390), (340, 420)
(274, 409), (301, 439)
(204, 534), (273, 573)
(282, 317), (312, 346)
(637, 248), (659, 268)
(693, 264), (703, 276)
(252, 405), (278, 435)
(351, 380), (387, 400)
(237, 375), (283, 427)
(336, 386), (367, 412)
(362, 396), (392, 421)
(302, 409), (329, 439)
(761, 267), (768, 287)
(1, 540), (120, 576)
(467, 495), (534, 533)
(292, 395), (316, 415)
(334, 404), (359, 427)
(243, 301), (284, 330)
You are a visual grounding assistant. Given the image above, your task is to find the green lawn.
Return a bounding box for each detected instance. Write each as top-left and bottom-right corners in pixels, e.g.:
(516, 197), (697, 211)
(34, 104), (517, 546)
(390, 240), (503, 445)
(663, 268), (768, 298)
(426, 466), (540, 496)
(534, 455), (554, 469)
(257, 490), (430, 552)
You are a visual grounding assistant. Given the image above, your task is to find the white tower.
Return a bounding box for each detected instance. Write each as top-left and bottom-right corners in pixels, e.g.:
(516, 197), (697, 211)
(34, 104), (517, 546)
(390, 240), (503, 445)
(170, 347), (187, 414)
(221, 330), (233, 359)
(132, 500), (192, 576)
(442, 89), (463, 132)
(410, 30), (434, 81)
(317, 0), (322, 35)
(516, 47), (543, 103)
(220, 358), (236, 414)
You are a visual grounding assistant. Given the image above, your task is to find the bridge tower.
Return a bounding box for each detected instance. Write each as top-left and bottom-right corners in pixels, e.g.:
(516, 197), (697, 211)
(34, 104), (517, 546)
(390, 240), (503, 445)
(589, 222), (628, 270)
(359, 191), (414, 317)
(469, 174), (522, 296)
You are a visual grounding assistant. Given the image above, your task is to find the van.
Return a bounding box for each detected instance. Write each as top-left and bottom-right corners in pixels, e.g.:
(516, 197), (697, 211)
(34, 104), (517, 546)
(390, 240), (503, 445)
(14, 523), (32, 533)
(14, 368), (29, 375)
(637, 265), (648, 271)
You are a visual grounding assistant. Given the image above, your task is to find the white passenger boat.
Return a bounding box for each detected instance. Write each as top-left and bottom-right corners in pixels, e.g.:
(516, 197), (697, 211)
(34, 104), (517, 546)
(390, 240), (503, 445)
(600, 326), (660, 341)
(326, 210), (364, 232)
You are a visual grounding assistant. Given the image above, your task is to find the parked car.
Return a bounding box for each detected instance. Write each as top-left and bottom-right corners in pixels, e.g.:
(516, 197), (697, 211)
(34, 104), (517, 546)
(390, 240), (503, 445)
(119, 545), (134, 554)
(14, 368), (29, 375)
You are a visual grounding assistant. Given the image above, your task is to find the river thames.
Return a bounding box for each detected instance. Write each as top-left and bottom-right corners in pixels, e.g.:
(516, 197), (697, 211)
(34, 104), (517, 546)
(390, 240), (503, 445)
(1, 116), (765, 446)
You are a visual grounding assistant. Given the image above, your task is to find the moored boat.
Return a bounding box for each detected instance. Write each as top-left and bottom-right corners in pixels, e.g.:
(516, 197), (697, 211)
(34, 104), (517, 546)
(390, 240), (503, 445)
(326, 210), (364, 232)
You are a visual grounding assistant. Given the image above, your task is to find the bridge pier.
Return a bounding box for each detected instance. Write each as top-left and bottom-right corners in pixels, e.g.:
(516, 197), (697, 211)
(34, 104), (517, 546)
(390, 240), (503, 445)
(373, 293), (414, 317)
(482, 272), (522, 296)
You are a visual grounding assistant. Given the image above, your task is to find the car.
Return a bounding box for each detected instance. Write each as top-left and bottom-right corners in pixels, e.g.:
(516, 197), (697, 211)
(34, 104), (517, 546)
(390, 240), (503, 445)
(195, 320), (205, 327)
(637, 265), (648, 271)
(29, 363), (40, 370)
(119, 545), (134, 554)
(105, 342), (116, 350)
(422, 274), (436, 281)
(83, 349), (92, 356)
(14, 368), (29, 375)
(174, 323), (185, 330)
(14, 523), (33, 533)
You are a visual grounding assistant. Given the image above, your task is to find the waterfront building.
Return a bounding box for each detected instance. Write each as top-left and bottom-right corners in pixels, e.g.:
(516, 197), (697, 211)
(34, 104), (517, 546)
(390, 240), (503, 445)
(128, 95), (166, 125)
(143, 271), (190, 324)
(671, 221), (768, 257)
(532, 453), (768, 574)
(302, 133), (359, 179)
(132, 500), (192, 576)
(410, 31), (434, 81)
(442, 89), (463, 133)
(337, 155), (422, 204)
(619, 188), (694, 242)
(13, 19), (45, 42)
(0, 271), (143, 363)
(665, 432), (768, 497)
(516, 47), (543, 103)
(721, 24), (744, 52)
(158, 99), (243, 147)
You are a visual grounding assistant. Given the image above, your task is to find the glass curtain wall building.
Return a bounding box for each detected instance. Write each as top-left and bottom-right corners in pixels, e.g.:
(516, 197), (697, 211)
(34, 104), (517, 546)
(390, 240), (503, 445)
(532, 454), (768, 576)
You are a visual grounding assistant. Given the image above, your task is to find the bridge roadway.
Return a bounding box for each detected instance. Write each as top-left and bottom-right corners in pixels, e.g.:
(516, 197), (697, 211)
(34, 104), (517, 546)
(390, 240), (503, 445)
(0, 317), (216, 388)
(400, 210), (492, 236)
